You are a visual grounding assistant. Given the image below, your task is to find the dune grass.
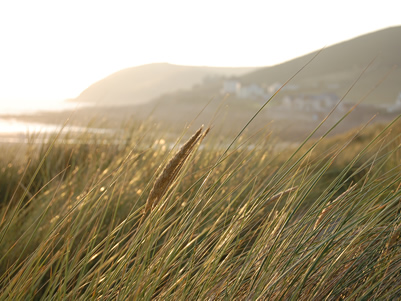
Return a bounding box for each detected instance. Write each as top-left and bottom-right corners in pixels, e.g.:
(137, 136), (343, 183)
(0, 107), (400, 300)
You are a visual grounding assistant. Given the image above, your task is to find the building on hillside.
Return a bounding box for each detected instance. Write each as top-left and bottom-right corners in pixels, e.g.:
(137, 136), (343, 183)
(221, 80), (270, 100)
(267, 82), (282, 94)
(221, 80), (241, 94)
(282, 93), (342, 112)
(282, 84), (300, 91)
(237, 84), (267, 99)
(387, 92), (401, 112)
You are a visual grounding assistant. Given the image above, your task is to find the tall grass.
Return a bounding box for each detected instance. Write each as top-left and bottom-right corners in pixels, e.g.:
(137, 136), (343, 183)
(0, 112), (400, 300)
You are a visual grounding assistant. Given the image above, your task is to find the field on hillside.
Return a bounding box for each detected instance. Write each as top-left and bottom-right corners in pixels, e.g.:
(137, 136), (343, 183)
(0, 112), (400, 299)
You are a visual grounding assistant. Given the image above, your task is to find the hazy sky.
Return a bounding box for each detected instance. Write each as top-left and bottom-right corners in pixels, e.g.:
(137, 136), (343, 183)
(0, 0), (400, 104)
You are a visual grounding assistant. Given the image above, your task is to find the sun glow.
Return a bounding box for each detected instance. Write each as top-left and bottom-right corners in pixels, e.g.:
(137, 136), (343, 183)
(0, 0), (400, 105)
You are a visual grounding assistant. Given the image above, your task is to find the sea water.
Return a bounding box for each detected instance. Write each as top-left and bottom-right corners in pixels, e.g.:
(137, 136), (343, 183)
(0, 99), (91, 141)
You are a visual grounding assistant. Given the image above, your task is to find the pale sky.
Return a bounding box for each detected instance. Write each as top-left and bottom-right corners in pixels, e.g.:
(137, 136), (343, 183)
(0, 0), (400, 106)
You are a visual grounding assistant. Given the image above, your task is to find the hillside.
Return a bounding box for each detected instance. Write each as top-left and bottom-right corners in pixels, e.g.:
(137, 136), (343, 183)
(238, 26), (401, 104)
(73, 63), (257, 105)
(6, 27), (400, 143)
(147, 26), (401, 107)
(74, 27), (401, 108)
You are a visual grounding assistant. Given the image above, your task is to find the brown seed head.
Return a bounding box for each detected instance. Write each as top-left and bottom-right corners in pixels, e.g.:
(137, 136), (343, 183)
(144, 126), (208, 214)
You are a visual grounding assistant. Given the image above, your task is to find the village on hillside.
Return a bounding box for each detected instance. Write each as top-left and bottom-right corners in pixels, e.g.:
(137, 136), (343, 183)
(220, 79), (401, 113)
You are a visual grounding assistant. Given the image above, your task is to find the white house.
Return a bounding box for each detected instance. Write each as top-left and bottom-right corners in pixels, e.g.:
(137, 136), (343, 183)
(221, 80), (270, 100)
(268, 82), (282, 94)
(281, 93), (340, 112)
(387, 92), (401, 112)
(221, 80), (241, 94)
(237, 84), (267, 99)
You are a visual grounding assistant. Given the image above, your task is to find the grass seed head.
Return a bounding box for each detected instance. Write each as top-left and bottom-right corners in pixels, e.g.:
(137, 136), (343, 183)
(144, 125), (209, 214)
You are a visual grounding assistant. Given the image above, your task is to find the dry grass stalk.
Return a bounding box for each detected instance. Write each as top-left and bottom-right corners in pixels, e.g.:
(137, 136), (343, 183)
(144, 126), (209, 214)
(386, 225), (401, 253)
(252, 187), (298, 264)
(314, 184), (357, 230)
(264, 186), (298, 206)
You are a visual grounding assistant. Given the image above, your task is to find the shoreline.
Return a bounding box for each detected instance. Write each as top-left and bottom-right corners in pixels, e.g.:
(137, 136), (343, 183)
(0, 102), (399, 145)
